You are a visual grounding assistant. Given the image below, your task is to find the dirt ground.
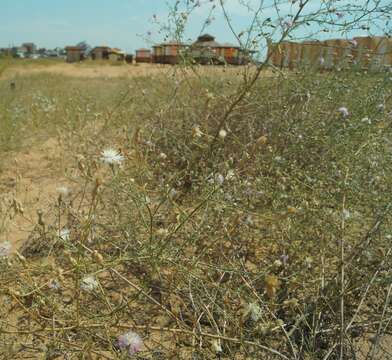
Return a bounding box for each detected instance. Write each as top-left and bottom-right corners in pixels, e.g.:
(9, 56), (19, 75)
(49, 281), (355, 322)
(0, 137), (69, 251)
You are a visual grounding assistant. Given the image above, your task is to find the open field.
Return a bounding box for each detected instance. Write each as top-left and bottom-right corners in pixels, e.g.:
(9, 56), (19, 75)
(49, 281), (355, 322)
(1, 59), (262, 80)
(0, 59), (392, 359)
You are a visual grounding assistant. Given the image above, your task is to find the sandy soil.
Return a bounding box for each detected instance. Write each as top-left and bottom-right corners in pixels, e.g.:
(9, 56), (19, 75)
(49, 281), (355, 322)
(0, 137), (69, 251)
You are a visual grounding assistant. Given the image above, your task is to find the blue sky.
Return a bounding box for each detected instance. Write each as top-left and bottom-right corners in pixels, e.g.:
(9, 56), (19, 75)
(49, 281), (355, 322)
(0, 0), (389, 53)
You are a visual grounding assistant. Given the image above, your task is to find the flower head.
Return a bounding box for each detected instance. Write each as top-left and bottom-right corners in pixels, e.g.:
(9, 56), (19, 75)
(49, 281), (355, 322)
(0, 241), (11, 258)
(80, 276), (99, 292)
(219, 129), (227, 139)
(283, 19), (293, 29)
(100, 148), (125, 165)
(117, 331), (143, 356)
(59, 228), (70, 241)
(338, 106), (349, 118)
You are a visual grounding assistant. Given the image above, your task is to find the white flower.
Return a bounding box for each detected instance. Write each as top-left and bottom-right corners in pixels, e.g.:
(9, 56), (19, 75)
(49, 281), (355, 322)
(319, 57), (325, 66)
(159, 152), (167, 160)
(246, 302), (263, 322)
(0, 241), (11, 258)
(100, 148), (124, 165)
(219, 129), (227, 139)
(80, 276), (99, 292)
(338, 107), (349, 118)
(59, 228), (70, 241)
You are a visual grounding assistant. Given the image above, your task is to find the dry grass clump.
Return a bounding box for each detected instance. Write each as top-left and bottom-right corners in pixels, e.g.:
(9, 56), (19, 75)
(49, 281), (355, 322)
(0, 64), (392, 359)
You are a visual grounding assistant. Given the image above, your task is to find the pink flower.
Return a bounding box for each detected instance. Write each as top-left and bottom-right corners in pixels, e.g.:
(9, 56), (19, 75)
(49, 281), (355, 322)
(117, 331), (143, 356)
(283, 20), (293, 29)
(349, 39), (358, 47)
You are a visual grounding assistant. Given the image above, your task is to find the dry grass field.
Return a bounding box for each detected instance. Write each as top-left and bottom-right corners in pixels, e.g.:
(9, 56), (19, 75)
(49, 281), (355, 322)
(0, 59), (392, 359)
(1, 60), (260, 80)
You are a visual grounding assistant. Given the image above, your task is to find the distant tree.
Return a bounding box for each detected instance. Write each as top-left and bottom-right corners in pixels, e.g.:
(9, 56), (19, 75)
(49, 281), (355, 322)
(76, 41), (92, 56)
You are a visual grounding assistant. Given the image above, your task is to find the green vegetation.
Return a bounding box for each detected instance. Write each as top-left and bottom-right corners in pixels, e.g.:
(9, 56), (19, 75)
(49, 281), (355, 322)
(0, 63), (391, 359)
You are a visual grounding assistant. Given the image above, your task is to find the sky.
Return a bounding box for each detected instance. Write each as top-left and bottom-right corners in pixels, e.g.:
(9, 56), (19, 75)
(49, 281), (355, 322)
(0, 0), (389, 53)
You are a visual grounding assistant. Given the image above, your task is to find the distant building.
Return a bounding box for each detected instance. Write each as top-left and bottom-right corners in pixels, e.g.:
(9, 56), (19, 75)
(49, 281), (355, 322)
(91, 46), (111, 60)
(109, 48), (125, 61)
(267, 36), (392, 72)
(125, 54), (134, 64)
(90, 46), (125, 61)
(135, 48), (152, 63)
(65, 46), (85, 63)
(191, 34), (251, 65)
(151, 34), (252, 65)
(152, 41), (188, 64)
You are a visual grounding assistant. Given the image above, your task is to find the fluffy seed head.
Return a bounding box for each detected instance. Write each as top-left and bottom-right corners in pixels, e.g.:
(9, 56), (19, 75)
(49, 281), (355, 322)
(117, 331), (143, 356)
(100, 148), (125, 165)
